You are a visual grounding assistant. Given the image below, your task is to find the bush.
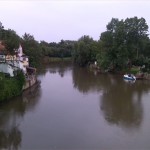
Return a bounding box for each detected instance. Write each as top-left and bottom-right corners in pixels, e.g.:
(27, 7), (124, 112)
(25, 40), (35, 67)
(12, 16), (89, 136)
(0, 72), (25, 102)
(15, 70), (25, 90)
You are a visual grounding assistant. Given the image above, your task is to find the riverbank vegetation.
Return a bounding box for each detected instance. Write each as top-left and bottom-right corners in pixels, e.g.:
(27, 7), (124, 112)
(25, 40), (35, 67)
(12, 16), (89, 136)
(0, 71), (25, 102)
(0, 16), (150, 72)
(97, 17), (150, 73)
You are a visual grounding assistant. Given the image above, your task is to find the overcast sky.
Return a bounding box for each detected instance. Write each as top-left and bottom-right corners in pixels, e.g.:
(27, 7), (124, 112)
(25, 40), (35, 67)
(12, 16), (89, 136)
(0, 0), (150, 43)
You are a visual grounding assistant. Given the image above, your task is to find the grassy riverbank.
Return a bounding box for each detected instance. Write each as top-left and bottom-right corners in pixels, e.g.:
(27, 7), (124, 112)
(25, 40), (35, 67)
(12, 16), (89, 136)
(43, 56), (72, 63)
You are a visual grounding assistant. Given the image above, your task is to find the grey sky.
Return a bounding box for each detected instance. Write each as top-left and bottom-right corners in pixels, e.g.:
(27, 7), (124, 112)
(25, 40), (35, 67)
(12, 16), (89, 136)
(0, 0), (150, 43)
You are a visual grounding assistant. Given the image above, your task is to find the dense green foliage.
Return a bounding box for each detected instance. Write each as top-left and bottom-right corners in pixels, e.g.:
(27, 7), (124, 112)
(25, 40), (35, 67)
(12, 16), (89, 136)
(21, 33), (42, 67)
(0, 71), (25, 102)
(97, 17), (150, 71)
(40, 40), (75, 58)
(21, 35), (75, 67)
(0, 23), (20, 54)
(73, 35), (98, 66)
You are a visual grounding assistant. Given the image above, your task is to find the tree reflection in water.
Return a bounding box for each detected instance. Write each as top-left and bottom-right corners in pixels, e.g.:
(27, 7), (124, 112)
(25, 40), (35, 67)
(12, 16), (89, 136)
(0, 126), (21, 150)
(38, 61), (72, 78)
(72, 66), (106, 93)
(101, 82), (140, 129)
(100, 80), (150, 130)
(72, 66), (150, 130)
(0, 83), (41, 150)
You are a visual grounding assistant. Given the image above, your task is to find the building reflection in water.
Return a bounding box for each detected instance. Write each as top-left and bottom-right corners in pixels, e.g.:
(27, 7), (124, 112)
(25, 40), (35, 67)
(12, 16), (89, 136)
(0, 83), (41, 150)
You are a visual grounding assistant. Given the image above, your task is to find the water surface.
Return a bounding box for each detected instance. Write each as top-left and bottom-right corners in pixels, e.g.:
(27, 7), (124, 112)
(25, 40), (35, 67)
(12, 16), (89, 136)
(0, 62), (150, 149)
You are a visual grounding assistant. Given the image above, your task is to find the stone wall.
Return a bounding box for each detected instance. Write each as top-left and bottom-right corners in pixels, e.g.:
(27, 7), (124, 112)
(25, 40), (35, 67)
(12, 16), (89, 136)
(23, 75), (37, 90)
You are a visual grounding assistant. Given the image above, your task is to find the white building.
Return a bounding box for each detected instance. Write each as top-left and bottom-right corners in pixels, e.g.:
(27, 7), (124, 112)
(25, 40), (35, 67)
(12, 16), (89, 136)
(15, 44), (29, 67)
(0, 63), (16, 77)
(0, 44), (29, 76)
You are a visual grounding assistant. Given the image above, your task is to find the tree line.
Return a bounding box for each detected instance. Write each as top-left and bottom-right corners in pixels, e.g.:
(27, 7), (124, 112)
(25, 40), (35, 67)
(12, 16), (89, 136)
(0, 17), (150, 72)
(0, 22), (75, 67)
(73, 17), (150, 73)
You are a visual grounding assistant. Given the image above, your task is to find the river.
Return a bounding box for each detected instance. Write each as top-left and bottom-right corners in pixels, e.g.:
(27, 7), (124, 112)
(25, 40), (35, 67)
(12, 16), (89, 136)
(0, 62), (150, 150)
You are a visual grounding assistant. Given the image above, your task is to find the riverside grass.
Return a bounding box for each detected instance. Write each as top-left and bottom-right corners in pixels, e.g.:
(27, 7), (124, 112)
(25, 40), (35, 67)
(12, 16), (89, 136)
(49, 57), (72, 62)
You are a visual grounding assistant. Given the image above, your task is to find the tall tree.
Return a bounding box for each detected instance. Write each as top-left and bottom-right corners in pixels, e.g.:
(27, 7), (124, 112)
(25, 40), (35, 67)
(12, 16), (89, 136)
(21, 33), (42, 67)
(97, 17), (149, 71)
(124, 17), (148, 59)
(0, 28), (20, 54)
(73, 35), (98, 66)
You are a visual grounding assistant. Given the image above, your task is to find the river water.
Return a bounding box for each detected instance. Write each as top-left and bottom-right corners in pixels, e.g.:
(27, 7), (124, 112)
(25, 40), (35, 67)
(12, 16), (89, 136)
(0, 62), (150, 150)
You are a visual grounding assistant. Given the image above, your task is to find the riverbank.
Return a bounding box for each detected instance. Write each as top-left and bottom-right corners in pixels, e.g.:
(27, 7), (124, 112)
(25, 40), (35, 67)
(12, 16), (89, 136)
(89, 63), (150, 80)
(23, 75), (38, 90)
(42, 56), (72, 64)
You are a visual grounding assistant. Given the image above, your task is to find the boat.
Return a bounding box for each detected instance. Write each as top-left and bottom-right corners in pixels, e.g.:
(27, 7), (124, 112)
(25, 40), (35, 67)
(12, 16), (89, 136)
(124, 79), (136, 83)
(123, 74), (136, 81)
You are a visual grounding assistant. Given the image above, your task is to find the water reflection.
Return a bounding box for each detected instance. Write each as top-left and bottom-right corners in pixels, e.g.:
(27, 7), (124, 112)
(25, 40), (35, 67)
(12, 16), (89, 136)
(0, 126), (21, 150)
(0, 83), (41, 150)
(72, 66), (150, 130)
(72, 66), (105, 93)
(38, 61), (72, 78)
(100, 80), (144, 130)
(72, 66), (120, 94)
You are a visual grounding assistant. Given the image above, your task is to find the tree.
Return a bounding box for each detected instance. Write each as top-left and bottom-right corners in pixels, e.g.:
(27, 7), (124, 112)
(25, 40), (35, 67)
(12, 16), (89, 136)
(124, 17), (148, 60)
(0, 28), (20, 54)
(21, 33), (42, 67)
(73, 35), (98, 66)
(97, 17), (149, 71)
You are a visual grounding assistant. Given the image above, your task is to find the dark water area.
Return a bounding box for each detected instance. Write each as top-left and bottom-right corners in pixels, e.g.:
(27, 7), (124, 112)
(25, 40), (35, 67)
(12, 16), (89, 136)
(0, 62), (150, 150)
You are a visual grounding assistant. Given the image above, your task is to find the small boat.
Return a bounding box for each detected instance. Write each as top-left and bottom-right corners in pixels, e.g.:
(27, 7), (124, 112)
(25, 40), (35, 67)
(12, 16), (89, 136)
(123, 74), (136, 81)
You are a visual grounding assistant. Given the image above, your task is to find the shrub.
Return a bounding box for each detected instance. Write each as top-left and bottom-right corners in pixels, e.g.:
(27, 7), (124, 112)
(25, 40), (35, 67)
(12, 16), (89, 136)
(0, 72), (25, 102)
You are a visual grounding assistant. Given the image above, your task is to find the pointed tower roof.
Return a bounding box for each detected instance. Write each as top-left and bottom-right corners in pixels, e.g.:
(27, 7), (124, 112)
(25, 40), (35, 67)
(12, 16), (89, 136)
(17, 44), (23, 57)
